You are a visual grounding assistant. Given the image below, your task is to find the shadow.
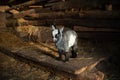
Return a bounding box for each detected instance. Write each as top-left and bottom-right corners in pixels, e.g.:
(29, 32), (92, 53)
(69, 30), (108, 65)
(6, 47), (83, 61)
(89, 38), (120, 80)
(34, 47), (58, 60)
(38, 42), (57, 52)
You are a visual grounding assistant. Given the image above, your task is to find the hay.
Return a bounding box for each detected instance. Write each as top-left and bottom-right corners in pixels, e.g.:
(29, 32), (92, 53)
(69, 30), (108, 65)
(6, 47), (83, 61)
(0, 32), (28, 49)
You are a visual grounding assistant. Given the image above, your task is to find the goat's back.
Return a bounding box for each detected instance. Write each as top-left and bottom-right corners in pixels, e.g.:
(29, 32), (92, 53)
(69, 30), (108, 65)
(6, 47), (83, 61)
(63, 30), (77, 48)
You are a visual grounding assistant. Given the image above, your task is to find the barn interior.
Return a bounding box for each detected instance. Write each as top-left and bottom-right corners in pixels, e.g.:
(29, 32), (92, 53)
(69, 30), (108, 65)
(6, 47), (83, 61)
(0, 0), (120, 80)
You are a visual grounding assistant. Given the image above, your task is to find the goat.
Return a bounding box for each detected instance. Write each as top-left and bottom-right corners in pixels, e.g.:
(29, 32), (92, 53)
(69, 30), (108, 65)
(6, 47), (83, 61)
(51, 25), (78, 62)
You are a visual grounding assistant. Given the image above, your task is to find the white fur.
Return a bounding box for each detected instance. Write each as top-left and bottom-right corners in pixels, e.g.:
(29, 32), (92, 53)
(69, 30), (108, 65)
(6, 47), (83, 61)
(68, 35), (76, 48)
(52, 29), (58, 42)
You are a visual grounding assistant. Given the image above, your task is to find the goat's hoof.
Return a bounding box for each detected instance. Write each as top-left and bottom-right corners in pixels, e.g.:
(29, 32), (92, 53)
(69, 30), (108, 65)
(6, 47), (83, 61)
(56, 57), (61, 61)
(71, 52), (77, 58)
(62, 58), (69, 63)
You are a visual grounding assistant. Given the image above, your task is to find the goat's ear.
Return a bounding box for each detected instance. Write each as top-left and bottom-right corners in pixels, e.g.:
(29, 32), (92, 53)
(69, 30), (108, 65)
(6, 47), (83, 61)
(51, 25), (56, 30)
(60, 27), (64, 33)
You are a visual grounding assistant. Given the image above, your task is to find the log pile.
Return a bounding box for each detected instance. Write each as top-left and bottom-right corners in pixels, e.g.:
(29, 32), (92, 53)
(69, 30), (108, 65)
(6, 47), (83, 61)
(0, 0), (119, 38)
(5, 0), (120, 29)
(0, 0), (118, 39)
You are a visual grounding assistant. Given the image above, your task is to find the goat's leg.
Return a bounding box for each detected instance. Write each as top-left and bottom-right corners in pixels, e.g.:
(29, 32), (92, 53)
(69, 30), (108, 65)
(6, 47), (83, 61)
(71, 41), (78, 58)
(58, 50), (62, 60)
(58, 50), (70, 62)
(64, 52), (70, 62)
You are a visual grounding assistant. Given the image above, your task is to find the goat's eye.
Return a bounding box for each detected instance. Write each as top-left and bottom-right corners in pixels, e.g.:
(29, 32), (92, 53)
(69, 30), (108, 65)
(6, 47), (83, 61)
(55, 34), (59, 38)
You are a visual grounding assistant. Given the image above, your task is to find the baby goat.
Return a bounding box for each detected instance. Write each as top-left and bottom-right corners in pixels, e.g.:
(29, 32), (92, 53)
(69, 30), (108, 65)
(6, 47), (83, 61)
(51, 25), (78, 62)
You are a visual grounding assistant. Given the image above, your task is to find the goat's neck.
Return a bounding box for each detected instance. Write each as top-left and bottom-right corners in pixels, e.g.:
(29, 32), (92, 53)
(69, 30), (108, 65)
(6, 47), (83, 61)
(56, 35), (63, 45)
(56, 35), (64, 50)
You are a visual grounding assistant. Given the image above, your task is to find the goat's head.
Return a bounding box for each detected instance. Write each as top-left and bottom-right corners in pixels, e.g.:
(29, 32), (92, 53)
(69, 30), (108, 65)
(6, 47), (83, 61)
(51, 25), (64, 42)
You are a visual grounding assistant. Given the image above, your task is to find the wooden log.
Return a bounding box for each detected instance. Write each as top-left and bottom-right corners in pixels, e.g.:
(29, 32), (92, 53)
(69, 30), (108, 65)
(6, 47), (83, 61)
(34, 8), (52, 13)
(26, 12), (73, 19)
(77, 31), (120, 39)
(6, 17), (120, 39)
(9, 9), (19, 14)
(0, 6), (10, 12)
(48, 0), (60, 3)
(7, 9), (36, 19)
(45, 1), (62, 7)
(45, 0), (95, 10)
(6, 17), (29, 27)
(45, 0), (106, 11)
(13, 9), (36, 18)
(29, 5), (43, 8)
(74, 26), (120, 32)
(26, 11), (120, 20)
(45, 1), (67, 10)
(79, 10), (120, 19)
(26, 19), (120, 29)
(6, 0), (45, 11)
